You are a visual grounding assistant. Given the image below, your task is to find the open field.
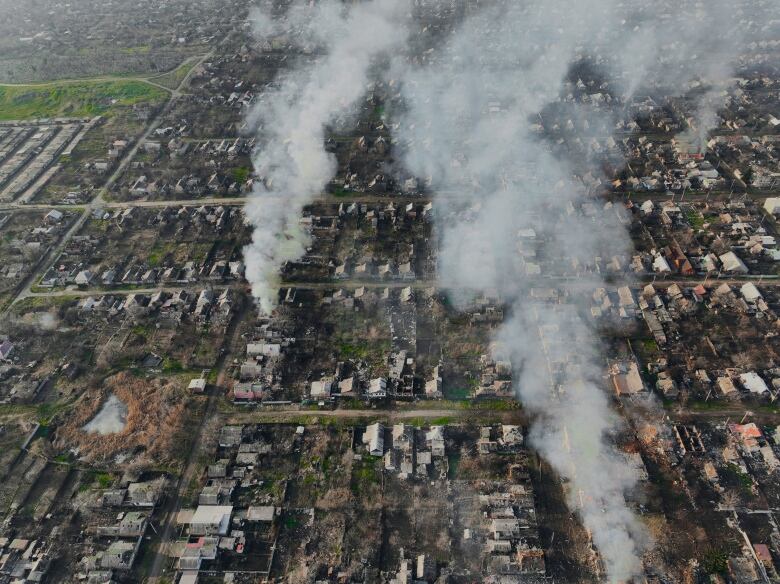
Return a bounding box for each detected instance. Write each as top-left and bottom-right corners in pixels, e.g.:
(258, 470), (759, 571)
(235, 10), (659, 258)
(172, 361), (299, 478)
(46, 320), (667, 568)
(0, 80), (168, 120)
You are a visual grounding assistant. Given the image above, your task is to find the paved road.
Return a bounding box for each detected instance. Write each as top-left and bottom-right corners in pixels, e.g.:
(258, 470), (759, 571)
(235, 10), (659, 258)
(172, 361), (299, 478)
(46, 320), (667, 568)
(225, 406), (523, 425)
(0, 192), (432, 212)
(0, 76), (172, 91)
(0, 196), (248, 211)
(20, 284), (233, 300)
(1, 188), (778, 213)
(0, 190), (432, 213)
(0, 178), (777, 213)
(13, 273), (780, 303)
(221, 401), (780, 429)
(290, 276), (780, 290)
(666, 407), (780, 425)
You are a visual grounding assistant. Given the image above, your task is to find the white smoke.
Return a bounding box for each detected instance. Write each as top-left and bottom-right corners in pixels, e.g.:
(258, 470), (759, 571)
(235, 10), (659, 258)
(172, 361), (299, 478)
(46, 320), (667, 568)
(241, 0), (770, 580)
(498, 306), (648, 580)
(388, 0), (756, 581)
(611, 0), (743, 152)
(244, 0), (410, 313)
(35, 312), (58, 331)
(388, 5), (644, 580)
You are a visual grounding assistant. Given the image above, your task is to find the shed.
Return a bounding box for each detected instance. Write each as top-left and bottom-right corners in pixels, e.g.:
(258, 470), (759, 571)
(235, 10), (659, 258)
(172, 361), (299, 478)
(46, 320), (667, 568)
(188, 378), (207, 393)
(246, 506), (276, 522)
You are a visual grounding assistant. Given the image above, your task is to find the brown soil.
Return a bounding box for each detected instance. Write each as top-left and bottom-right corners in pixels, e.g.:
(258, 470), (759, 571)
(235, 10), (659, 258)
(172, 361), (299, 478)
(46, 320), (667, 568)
(54, 371), (188, 466)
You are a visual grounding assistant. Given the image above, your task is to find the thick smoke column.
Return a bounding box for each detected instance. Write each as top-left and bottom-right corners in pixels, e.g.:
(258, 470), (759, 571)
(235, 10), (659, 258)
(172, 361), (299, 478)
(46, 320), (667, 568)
(244, 0), (409, 313)
(393, 3), (645, 579)
(390, 0), (751, 580)
(241, 0), (763, 579)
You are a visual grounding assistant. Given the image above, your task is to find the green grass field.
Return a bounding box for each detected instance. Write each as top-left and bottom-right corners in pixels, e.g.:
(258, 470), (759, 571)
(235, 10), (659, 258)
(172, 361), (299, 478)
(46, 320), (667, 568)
(0, 80), (167, 120)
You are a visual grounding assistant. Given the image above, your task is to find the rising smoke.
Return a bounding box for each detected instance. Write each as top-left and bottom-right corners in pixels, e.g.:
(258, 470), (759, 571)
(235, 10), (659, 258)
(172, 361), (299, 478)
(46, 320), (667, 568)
(390, 0), (745, 581)
(244, 0), (410, 313)
(243, 0), (759, 580)
(391, 2), (647, 579)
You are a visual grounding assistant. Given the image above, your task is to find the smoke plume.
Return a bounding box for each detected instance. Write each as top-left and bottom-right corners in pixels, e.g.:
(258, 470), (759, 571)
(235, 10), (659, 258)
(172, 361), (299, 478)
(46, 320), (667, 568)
(391, 5), (644, 579)
(242, 0), (770, 580)
(389, 0), (755, 580)
(611, 0), (745, 152)
(244, 0), (410, 313)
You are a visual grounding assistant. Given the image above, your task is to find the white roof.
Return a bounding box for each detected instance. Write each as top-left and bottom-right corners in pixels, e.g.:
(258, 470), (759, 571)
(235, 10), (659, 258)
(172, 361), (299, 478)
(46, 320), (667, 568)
(310, 380), (332, 397)
(740, 372), (769, 394)
(246, 506), (275, 521)
(246, 343), (281, 357)
(719, 251), (748, 273)
(740, 282), (762, 303)
(368, 378), (387, 394)
(765, 197), (780, 213)
(190, 505), (233, 527)
(426, 426), (444, 441)
(653, 255), (671, 273)
(188, 378), (207, 390)
(363, 422), (384, 455)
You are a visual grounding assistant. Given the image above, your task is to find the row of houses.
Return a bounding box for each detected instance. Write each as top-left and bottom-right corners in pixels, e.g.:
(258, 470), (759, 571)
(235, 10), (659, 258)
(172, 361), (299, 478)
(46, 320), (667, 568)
(78, 288), (234, 327)
(41, 205), (243, 289)
(634, 200), (778, 278)
(56, 258), (244, 289)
